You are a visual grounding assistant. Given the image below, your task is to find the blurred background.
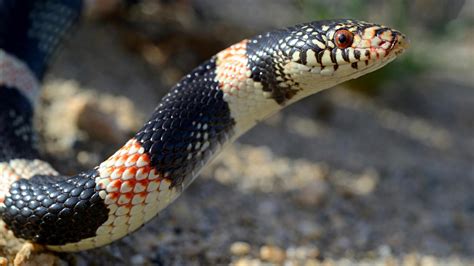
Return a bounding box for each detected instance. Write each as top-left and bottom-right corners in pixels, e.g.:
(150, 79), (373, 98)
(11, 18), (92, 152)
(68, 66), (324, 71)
(4, 0), (473, 265)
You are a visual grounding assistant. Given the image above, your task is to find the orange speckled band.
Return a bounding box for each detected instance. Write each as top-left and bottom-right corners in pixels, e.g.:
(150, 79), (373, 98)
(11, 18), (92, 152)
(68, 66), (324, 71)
(48, 139), (176, 251)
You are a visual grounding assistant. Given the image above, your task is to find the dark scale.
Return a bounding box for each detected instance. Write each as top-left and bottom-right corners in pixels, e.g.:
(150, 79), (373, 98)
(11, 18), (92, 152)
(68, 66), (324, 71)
(1, 170), (108, 245)
(0, 87), (38, 162)
(0, 0), (82, 79)
(246, 28), (299, 105)
(135, 58), (235, 188)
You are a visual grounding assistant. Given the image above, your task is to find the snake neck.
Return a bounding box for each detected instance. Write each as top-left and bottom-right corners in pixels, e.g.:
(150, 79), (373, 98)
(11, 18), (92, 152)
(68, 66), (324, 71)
(104, 57), (237, 190)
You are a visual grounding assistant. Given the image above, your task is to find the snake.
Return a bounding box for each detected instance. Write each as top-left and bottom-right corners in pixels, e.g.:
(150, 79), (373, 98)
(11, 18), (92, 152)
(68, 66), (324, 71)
(0, 0), (408, 252)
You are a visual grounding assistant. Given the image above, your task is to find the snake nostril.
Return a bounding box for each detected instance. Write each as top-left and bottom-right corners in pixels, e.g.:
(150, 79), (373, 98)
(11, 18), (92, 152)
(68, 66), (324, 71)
(391, 34), (409, 52)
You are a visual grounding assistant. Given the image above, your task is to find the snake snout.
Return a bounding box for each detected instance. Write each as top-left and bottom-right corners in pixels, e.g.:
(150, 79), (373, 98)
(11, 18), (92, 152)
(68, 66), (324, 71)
(370, 27), (409, 57)
(391, 33), (410, 55)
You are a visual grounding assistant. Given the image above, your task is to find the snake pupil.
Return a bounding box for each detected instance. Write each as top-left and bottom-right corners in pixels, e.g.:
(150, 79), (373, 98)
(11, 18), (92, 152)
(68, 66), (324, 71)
(338, 34), (346, 43)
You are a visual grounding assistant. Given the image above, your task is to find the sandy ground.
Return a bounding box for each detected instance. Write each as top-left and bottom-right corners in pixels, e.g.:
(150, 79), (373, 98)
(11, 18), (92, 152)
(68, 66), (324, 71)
(1, 15), (473, 266)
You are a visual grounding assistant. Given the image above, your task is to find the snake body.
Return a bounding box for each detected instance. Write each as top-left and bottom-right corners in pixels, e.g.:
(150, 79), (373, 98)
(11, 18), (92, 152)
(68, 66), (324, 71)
(0, 0), (407, 252)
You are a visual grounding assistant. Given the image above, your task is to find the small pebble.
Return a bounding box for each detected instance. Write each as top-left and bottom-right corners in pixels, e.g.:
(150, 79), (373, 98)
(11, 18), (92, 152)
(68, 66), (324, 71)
(420, 255), (436, 266)
(402, 253), (419, 266)
(260, 245), (286, 264)
(384, 256), (398, 266)
(287, 246), (320, 260)
(305, 258), (320, 266)
(321, 258), (336, 266)
(230, 241), (251, 256)
(294, 180), (329, 207)
(0, 257), (7, 266)
(131, 254), (146, 265)
(298, 221), (323, 240)
(234, 257), (261, 266)
(77, 101), (127, 144)
(332, 169), (378, 197)
(378, 245), (392, 257)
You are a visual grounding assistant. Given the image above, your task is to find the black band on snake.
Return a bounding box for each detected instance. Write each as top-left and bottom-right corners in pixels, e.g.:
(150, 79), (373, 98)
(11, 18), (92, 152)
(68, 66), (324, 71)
(0, 0), (408, 252)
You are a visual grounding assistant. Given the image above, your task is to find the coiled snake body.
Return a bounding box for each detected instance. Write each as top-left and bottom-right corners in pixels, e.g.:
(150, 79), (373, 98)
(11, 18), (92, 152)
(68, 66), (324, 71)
(0, 0), (408, 252)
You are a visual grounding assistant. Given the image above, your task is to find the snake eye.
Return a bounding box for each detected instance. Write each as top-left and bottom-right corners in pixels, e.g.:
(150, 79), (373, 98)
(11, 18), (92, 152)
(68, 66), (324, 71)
(334, 29), (354, 49)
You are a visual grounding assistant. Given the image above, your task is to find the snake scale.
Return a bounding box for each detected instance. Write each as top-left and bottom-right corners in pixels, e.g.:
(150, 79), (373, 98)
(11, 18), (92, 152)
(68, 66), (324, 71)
(0, 0), (407, 252)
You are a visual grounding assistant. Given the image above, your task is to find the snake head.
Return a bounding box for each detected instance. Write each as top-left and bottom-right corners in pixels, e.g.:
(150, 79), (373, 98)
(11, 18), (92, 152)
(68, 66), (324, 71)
(215, 19), (408, 134)
(245, 19), (409, 104)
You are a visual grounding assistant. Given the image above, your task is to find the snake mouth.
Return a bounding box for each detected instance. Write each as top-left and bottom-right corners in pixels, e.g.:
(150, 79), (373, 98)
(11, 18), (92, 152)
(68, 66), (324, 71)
(390, 33), (410, 56)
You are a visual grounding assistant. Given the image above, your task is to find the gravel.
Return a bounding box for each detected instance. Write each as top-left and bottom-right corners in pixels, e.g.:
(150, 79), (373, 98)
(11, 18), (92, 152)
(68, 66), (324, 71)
(1, 13), (473, 266)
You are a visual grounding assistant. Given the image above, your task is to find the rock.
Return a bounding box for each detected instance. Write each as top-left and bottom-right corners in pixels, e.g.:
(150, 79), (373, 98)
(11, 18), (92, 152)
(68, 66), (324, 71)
(384, 256), (398, 266)
(77, 100), (127, 145)
(420, 256), (436, 266)
(298, 221), (323, 240)
(233, 258), (262, 266)
(12, 243), (61, 266)
(320, 258), (336, 266)
(0, 257), (7, 266)
(402, 253), (419, 266)
(293, 179), (329, 207)
(130, 254), (146, 265)
(259, 245), (286, 264)
(378, 245), (392, 258)
(332, 168), (379, 197)
(230, 242), (251, 256)
(286, 246), (320, 260)
(304, 258), (321, 266)
(40, 80), (143, 154)
(234, 257), (261, 266)
(84, 0), (122, 19)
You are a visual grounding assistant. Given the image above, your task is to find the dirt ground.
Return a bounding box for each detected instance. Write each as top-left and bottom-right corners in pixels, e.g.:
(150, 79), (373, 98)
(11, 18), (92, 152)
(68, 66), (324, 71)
(1, 1), (474, 265)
